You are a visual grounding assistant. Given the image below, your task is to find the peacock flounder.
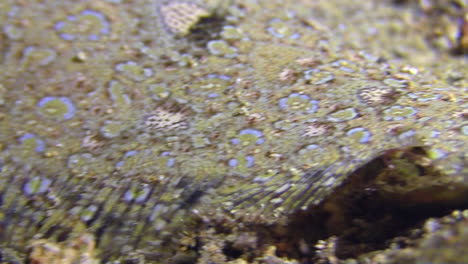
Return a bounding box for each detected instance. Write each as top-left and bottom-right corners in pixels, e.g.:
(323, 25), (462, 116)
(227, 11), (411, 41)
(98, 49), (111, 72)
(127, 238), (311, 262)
(0, 0), (466, 262)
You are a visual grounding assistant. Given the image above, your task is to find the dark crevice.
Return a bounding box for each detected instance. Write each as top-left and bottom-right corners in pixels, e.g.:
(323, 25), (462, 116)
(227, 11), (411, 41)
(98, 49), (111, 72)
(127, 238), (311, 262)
(222, 242), (244, 259)
(185, 15), (227, 46)
(180, 188), (205, 209)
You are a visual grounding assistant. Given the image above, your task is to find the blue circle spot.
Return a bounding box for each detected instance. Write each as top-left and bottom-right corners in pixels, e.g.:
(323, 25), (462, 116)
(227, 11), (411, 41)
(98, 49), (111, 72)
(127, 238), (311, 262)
(37, 96), (76, 120)
(245, 155), (255, 168)
(207, 92), (218, 98)
(231, 138), (240, 145)
(228, 159), (238, 167)
(166, 158), (175, 167)
(54, 10), (109, 41)
(160, 151), (175, 167)
(239, 128), (264, 145)
(306, 144), (319, 150)
(115, 150), (138, 168)
(346, 127), (372, 144)
(23, 176), (51, 195)
(18, 133), (45, 152)
(278, 93), (318, 113)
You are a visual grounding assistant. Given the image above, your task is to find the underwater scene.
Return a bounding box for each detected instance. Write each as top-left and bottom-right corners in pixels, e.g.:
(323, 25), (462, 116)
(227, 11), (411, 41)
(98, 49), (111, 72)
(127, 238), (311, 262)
(0, 0), (467, 263)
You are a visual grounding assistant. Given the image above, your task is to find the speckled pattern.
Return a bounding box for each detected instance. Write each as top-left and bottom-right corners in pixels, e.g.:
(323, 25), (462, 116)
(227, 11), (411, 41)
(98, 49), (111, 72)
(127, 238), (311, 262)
(0, 0), (467, 262)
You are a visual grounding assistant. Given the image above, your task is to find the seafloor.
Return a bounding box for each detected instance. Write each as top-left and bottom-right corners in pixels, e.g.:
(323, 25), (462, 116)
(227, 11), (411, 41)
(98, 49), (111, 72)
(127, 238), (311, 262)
(0, 0), (467, 263)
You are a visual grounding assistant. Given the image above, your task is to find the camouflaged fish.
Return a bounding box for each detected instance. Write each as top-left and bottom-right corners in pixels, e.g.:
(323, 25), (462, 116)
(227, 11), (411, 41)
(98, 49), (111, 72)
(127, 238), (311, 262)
(0, 0), (467, 262)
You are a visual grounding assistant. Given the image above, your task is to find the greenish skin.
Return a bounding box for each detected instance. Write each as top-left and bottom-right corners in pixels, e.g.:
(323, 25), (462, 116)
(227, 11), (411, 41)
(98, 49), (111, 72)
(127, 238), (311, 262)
(0, 0), (467, 262)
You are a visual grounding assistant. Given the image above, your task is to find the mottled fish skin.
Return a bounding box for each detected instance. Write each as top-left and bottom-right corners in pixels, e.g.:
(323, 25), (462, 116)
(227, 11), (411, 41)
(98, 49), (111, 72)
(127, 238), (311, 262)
(0, 0), (467, 262)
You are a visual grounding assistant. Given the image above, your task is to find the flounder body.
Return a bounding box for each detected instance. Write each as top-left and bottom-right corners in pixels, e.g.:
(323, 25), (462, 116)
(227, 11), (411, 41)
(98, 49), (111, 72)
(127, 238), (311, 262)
(0, 0), (466, 262)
